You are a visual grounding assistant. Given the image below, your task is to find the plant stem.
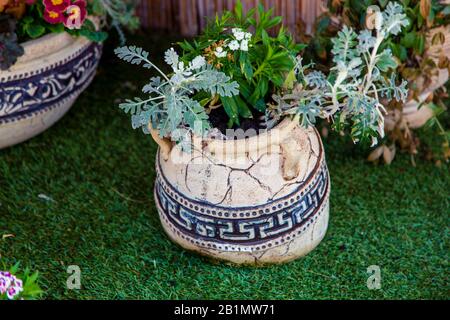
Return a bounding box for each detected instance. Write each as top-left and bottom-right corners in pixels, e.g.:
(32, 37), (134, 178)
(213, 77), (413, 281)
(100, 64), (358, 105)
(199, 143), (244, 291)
(363, 31), (383, 94)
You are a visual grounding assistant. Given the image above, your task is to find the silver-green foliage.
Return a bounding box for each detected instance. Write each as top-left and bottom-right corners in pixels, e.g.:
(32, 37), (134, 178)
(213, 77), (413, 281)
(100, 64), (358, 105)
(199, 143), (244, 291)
(114, 46), (239, 143)
(269, 2), (409, 146)
(93, 0), (140, 44)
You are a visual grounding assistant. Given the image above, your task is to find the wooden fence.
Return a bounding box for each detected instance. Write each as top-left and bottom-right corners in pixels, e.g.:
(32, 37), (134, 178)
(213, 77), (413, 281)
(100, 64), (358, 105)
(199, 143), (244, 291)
(137, 0), (327, 37)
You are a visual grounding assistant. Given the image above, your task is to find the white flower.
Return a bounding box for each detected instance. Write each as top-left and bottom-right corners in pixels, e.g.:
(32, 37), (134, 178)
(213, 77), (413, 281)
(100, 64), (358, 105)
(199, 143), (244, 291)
(240, 40), (249, 51)
(244, 32), (252, 40)
(189, 56), (206, 70)
(232, 28), (245, 41)
(214, 46), (227, 58)
(228, 40), (240, 51)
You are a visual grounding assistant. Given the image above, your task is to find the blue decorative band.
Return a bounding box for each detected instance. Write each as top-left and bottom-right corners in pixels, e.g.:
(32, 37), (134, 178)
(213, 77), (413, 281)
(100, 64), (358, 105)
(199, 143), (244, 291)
(0, 42), (102, 124)
(155, 158), (330, 246)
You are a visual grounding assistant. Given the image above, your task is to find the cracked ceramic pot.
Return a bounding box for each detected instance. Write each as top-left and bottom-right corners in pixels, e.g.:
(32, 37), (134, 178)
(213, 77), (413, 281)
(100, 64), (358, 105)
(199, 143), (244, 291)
(153, 118), (330, 265)
(0, 32), (102, 149)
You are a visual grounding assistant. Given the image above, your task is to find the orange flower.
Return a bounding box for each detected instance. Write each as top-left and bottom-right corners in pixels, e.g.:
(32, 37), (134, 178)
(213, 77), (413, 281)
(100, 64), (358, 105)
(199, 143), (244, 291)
(2, 0), (27, 19)
(0, 0), (9, 13)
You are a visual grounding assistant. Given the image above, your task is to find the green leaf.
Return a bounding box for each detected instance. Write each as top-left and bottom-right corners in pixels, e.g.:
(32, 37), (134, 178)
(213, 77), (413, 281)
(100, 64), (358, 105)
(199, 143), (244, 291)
(400, 32), (417, 48)
(237, 80), (252, 100)
(316, 16), (330, 33)
(47, 23), (65, 33)
(283, 69), (296, 89)
(414, 35), (425, 55)
(235, 0), (243, 21)
(179, 39), (195, 52)
(267, 16), (282, 29)
(258, 3), (265, 16)
(257, 78), (269, 97)
(78, 19), (108, 42)
(254, 98), (266, 113)
(27, 271), (39, 284)
(82, 18), (96, 31)
(24, 23), (45, 39)
(390, 43), (407, 61)
(10, 262), (20, 274)
(22, 16), (34, 24)
(294, 43), (308, 52)
(261, 30), (270, 45)
(378, 0), (389, 7)
(91, 0), (106, 16)
(239, 52), (253, 80)
(234, 96), (253, 119)
(376, 50), (397, 72)
(80, 28), (108, 43)
(220, 96), (240, 126)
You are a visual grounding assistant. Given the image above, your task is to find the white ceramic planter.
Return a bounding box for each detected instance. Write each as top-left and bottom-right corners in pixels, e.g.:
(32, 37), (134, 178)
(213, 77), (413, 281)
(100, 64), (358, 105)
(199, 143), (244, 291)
(0, 32), (102, 149)
(153, 118), (330, 265)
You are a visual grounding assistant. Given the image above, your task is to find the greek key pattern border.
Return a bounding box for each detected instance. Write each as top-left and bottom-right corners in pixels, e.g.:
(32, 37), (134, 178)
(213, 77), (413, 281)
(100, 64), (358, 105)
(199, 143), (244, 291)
(155, 159), (330, 247)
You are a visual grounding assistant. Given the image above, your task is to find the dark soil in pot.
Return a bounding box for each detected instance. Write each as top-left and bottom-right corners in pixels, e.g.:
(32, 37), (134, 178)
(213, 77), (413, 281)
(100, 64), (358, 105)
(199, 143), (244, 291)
(208, 107), (266, 139)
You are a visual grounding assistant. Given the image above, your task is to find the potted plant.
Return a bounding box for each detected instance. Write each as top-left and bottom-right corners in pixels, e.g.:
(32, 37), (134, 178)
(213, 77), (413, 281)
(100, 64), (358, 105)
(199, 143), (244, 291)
(0, 0), (139, 149)
(115, 1), (408, 265)
(307, 0), (450, 163)
(0, 262), (42, 300)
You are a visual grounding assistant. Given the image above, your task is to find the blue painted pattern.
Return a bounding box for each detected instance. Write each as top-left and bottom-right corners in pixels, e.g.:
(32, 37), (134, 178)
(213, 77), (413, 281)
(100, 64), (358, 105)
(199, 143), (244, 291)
(155, 161), (329, 245)
(0, 42), (102, 124)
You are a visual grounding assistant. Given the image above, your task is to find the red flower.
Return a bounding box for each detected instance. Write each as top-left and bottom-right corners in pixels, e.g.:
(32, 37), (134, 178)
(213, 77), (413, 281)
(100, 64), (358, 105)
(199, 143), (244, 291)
(43, 0), (70, 12)
(63, 0), (86, 30)
(43, 8), (64, 24)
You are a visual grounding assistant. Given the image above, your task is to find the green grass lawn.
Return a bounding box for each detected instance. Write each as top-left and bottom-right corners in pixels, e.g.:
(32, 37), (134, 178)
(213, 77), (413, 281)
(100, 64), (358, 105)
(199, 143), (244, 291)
(0, 33), (448, 300)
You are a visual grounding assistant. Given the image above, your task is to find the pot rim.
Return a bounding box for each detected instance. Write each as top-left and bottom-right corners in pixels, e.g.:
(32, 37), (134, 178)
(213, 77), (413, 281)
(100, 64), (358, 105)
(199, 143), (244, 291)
(1, 17), (100, 73)
(0, 32), (88, 78)
(196, 115), (302, 155)
(22, 31), (74, 49)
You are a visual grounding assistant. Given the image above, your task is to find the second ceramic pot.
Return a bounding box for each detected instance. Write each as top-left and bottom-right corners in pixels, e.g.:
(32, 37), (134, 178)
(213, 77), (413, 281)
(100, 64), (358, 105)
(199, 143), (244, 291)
(0, 31), (102, 149)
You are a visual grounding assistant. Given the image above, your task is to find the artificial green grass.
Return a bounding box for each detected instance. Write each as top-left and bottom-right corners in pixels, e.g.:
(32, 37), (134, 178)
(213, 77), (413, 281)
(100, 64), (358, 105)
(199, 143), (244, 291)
(0, 32), (448, 300)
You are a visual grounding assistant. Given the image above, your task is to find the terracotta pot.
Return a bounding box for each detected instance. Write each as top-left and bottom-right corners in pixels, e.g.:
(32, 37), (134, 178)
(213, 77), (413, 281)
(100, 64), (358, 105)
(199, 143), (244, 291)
(153, 118), (330, 265)
(385, 25), (450, 131)
(0, 32), (102, 149)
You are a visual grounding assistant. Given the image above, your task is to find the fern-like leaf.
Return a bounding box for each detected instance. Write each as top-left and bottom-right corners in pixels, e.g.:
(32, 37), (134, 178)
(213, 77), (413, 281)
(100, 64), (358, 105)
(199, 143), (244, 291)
(305, 71), (327, 89)
(331, 25), (358, 64)
(187, 67), (240, 97)
(119, 97), (146, 115)
(114, 46), (152, 69)
(382, 2), (409, 35)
